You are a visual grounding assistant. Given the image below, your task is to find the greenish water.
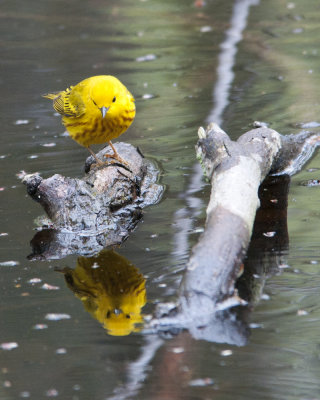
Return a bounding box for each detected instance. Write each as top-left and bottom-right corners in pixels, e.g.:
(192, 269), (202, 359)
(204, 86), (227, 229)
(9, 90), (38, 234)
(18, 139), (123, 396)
(1, 0), (320, 399)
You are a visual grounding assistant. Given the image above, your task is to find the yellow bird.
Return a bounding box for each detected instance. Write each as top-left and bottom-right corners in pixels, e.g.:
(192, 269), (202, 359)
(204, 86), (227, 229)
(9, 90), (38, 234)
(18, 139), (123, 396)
(43, 75), (136, 166)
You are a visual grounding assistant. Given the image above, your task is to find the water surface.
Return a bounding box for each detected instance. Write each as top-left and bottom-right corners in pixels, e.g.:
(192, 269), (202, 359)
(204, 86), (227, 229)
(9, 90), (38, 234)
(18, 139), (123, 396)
(1, 0), (320, 399)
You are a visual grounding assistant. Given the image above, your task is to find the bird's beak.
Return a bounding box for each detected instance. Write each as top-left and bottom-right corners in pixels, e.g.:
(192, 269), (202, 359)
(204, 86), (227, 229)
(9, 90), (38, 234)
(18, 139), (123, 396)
(100, 106), (109, 118)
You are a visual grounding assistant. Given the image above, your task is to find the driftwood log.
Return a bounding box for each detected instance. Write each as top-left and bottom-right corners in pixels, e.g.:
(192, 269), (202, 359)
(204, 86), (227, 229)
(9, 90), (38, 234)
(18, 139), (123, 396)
(147, 122), (320, 343)
(22, 125), (320, 343)
(23, 143), (163, 259)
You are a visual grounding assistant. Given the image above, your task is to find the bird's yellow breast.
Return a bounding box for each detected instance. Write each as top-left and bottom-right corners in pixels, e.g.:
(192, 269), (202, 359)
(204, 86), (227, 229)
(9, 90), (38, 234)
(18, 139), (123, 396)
(46, 75), (136, 148)
(63, 97), (135, 147)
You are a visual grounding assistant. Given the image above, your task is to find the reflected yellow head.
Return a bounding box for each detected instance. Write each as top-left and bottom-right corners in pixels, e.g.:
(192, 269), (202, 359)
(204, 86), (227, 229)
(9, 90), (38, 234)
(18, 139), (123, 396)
(60, 249), (146, 336)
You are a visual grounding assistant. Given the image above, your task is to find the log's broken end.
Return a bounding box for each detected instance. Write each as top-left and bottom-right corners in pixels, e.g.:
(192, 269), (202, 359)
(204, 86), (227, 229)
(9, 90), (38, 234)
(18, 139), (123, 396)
(196, 123), (233, 179)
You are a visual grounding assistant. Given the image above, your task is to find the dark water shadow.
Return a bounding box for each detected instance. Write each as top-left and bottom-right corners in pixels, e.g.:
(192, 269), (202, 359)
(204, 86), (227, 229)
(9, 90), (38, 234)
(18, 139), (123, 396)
(237, 174), (290, 304)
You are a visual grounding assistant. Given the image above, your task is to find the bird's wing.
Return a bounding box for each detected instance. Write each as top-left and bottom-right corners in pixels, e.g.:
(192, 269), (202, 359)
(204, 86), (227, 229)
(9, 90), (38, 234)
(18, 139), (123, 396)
(43, 86), (86, 118)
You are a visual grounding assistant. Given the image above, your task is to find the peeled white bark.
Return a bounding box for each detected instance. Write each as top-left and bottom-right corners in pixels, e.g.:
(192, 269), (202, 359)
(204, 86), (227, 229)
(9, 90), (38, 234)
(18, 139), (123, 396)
(179, 124), (319, 317)
(147, 123), (320, 342)
(180, 123), (283, 312)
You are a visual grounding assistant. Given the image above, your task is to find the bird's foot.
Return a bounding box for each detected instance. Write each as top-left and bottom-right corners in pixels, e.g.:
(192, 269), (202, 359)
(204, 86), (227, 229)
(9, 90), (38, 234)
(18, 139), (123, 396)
(104, 152), (129, 167)
(103, 154), (132, 173)
(86, 145), (132, 172)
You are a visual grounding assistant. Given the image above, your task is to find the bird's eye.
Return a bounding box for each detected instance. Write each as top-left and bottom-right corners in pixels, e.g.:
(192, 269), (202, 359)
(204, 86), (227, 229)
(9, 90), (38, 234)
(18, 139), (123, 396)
(112, 97), (116, 103)
(92, 99), (97, 106)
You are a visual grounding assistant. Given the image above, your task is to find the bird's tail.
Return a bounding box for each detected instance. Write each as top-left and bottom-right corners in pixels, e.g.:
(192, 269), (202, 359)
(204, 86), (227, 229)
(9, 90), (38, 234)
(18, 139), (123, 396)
(42, 92), (60, 100)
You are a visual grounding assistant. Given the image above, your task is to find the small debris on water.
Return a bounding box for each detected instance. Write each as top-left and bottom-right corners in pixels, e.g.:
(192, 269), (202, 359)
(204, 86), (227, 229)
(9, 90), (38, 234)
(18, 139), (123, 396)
(3, 380), (11, 387)
(45, 388), (59, 397)
(41, 283), (60, 290)
(263, 231), (276, 237)
(0, 233), (8, 237)
(33, 324), (48, 330)
(28, 278), (42, 284)
(279, 263), (290, 269)
(220, 349), (233, 357)
(15, 119), (29, 125)
(136, 54), (157, 62)
(28, 155), (38, 159)
(270, 198), (278, 203)
(142, 94), (155, 100)
(20, 391), (31, 398)
(249, 323), (263, 329)
(261, 293), (270, 301)
(42, 143), (56, 147)
(297, 309), (308, 316)
(0, 342), (18, 351)
(0, 260), (19, 267)
(189, 378), (214, 387)
(310, 260), (318, 264)
(45, 313), (71, 321)
(91, 262), (100, 269)
(292, 27), (303, 34)
(200, 26), (212, 33)
(302, 179), (320, 187)
(56, 348), (67, 354)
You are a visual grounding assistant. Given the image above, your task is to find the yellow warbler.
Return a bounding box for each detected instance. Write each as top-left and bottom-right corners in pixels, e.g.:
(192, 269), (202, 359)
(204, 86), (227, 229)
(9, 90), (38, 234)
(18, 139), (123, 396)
(43, 75), (136, 166)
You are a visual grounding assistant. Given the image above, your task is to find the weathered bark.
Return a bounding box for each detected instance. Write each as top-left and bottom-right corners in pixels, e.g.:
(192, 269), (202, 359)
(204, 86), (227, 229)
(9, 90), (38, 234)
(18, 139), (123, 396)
(180, 123), (320, 309)
(146, 123), (320, 343)
(179, 123), (282, 311)
(23, 143), (163, 258)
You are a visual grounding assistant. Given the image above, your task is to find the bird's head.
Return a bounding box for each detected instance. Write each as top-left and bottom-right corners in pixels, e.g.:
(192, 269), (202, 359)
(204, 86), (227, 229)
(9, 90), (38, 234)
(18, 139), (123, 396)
(90, 76), (122, 118)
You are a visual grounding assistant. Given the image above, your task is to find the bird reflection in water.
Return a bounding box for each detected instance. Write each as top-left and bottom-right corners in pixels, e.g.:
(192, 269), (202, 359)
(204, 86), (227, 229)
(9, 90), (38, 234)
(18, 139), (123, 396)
(57, 250), (146, 336)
